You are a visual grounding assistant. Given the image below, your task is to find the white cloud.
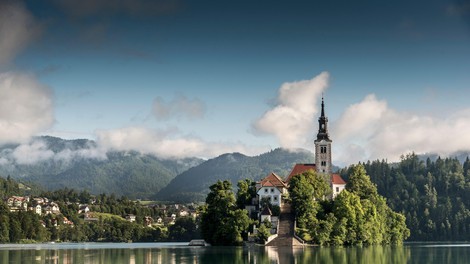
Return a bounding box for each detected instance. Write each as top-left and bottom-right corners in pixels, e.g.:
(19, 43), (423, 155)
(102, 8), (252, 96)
(95, 126), (268, 159)
(152, 95), (206, 120)
(252, 72), (329, 148)
(11, 140), (54, 165)
(0, 1), (40, 66)
(333, 94), (388, 142)
(332, 94), (470, 165)
(0, 72), (55, 144)
(1, 138), (107, 165)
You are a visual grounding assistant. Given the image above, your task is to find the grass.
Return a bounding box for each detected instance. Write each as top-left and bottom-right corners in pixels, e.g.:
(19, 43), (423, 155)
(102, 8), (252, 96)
(91, 212), (126, 222)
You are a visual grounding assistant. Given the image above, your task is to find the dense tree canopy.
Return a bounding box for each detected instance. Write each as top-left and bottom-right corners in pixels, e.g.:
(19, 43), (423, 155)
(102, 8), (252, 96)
(291, 165), (409, 245)
(343, 154), (470, 241)
(200, 180), (251, 245)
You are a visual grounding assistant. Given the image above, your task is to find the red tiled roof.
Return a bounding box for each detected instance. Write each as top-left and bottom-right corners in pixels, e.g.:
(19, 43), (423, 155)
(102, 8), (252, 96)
(260, 172), (287, 188)
(331, 174), (346, 185)
(262, 180), (275, 187)
(285, 163), (316, 183)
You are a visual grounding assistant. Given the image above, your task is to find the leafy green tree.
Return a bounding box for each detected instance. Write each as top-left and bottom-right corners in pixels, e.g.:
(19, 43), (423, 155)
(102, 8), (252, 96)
(289, 171), (324, 228)
(9, 216), (22, 243)
(200, 180), (250, 245)
(236, 179), (256, 209)
(0, 214), (9, 242)
(168, 217), (199, 241)
(311, 213), (336, 245)
(333, 190), (364, 245)
(256, 222), (271, 244)
(346, 164), (378, 200)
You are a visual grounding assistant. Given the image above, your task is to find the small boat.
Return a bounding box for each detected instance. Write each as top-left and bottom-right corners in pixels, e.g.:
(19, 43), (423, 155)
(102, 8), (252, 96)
(188, 239), (210, 246)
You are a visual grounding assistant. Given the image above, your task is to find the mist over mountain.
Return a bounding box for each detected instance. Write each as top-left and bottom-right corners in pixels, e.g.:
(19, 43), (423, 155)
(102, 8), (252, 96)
(155, 148), (313, 202)
(0, 136), (203, 199)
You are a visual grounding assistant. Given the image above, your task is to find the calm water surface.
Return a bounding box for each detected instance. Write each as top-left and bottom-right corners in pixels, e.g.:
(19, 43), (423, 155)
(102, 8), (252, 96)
(1, 242), (469, 263)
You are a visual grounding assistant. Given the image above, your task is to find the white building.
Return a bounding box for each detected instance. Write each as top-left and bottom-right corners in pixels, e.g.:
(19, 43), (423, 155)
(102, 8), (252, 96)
(256, 172), (287, 207)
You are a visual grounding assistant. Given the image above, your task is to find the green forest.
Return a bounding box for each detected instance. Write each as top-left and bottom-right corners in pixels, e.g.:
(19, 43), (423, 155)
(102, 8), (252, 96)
(342, 154), (470, 241)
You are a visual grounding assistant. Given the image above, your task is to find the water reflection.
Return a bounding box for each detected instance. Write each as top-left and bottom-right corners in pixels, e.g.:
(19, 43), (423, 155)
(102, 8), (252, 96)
(1, 243), (470, 263)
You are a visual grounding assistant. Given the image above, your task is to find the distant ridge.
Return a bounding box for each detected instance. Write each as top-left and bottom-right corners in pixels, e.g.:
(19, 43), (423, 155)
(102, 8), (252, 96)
(155, 148), (313, 202)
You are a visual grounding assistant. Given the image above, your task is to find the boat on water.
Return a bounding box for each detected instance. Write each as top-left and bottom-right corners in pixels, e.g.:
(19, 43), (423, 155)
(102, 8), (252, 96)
(188, 239), (210, 246)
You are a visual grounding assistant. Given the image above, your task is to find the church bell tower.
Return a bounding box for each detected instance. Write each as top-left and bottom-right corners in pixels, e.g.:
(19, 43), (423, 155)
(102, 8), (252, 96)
(314, 97), (332, 174)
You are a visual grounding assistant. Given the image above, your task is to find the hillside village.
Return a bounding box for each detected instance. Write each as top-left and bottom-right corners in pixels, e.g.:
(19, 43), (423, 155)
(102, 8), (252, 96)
(0, 174), (203, 243)
(4, 194), (199, 228)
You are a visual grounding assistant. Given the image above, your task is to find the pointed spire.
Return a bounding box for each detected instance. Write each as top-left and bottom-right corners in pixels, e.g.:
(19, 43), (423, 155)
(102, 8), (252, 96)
(316, 95), (330, 141)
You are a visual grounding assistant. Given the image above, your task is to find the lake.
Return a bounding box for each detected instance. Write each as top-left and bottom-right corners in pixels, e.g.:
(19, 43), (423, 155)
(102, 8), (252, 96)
(1, 242), (469, 263)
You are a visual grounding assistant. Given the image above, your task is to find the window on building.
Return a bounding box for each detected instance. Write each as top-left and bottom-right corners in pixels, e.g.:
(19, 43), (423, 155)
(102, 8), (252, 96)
(264, 189), (268, 193)
(270, 188), (274, 193)
(321, 161), (326, 166)
(274, 196), (278, 201)
(336, 187), (339, 192)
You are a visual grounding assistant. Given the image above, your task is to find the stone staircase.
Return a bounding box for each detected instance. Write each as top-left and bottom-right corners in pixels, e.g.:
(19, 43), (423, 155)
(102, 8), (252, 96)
(266, 203), (304, 246)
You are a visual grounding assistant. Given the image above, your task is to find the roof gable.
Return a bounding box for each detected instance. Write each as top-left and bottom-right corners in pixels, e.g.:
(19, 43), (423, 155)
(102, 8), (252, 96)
(260, 172), (287, 188)
(285, 163), (316, 183)
(331, 174), (346, 185)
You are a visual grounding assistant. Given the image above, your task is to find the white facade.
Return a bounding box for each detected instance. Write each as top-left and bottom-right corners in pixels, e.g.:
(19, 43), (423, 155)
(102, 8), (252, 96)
(257, 187), (282, 206)
(35, 204), (42, 215)
(332, 183), (346, 199)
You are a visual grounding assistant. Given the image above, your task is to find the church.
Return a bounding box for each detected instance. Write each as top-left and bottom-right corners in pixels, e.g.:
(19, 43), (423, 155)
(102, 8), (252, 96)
(256, 97), (346, 206)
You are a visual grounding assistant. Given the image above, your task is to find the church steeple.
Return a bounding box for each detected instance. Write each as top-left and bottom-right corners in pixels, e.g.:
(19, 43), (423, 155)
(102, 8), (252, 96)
(315, 96), (332, 174)
(317, 96), (330, 141)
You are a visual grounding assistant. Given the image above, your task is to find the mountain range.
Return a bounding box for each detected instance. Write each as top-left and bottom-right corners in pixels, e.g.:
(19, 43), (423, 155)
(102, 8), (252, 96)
(0, 136), (202, 199)
(0, 136), (312, 200)
(3, 136), (467, 202)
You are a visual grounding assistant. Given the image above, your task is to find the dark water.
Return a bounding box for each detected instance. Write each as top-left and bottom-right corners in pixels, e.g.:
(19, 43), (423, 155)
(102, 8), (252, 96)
(1, 242), (469, 263)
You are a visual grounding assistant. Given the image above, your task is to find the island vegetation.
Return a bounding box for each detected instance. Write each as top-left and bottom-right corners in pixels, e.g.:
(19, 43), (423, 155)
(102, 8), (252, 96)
(200, 164), (409, 246)
(289, 165), (409, 245)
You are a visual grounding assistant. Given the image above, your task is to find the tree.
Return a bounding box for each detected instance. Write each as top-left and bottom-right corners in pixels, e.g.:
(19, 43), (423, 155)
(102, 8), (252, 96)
(311, 213), (336, 245)
(256, 222), (271, 244)
(0, 214), (9, 243)
(169, 217), (198, 241)
(200, 180), (250, 245)
(236, 179), (256, 209)
(346, 164), (378, 200)
(288, 170), (328, 228)
(333, 190), (364, 245)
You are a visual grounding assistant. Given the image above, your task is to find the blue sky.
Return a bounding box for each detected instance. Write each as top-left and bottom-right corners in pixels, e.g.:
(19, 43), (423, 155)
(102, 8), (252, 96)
(1, 0), (470, 165)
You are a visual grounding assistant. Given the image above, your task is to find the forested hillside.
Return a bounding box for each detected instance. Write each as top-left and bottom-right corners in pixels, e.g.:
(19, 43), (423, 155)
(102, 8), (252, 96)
(0, 136), (203, 199)
(156, 148), (313, 202)
(341, 154), (470, 241)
